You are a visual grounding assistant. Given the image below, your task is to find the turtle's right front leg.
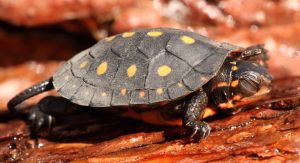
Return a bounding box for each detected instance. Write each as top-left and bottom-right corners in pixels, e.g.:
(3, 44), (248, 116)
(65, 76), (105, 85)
(28, 96), (76, 136)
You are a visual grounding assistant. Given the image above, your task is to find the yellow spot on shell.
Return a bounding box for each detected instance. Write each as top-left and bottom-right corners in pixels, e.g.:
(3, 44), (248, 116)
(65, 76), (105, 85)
(156, 88), (163, 94)
(101, 92), (107, 97)
(121, 88), (127, 96)
(180, 35), (195, 44)
(232, 66), (238, 71)
(97, 62), (108, 75)
(139, 91), (145, 98)
(157, 65), (172, 77)
(147, 31), (163, 37)
(200, 76), (208, 81)
(122, 32), (135, 38)
(231, 80), (239, 87)
(105, 36), (115, 42)
(177, 82), (183, 88)
(127, 64), (137, 78)
(79, 61), (88, 68)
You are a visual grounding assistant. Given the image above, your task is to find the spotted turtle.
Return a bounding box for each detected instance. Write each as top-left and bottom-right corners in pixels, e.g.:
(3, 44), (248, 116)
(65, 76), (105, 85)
(8, 28), (272, 139)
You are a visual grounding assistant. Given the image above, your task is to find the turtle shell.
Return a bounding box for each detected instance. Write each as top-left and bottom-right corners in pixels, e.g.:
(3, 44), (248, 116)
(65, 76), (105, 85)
(53, 28), (241, 107)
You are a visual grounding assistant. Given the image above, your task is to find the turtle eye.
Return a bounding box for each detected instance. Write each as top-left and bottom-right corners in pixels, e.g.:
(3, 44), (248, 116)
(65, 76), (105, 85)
(238, 71), (260, 97)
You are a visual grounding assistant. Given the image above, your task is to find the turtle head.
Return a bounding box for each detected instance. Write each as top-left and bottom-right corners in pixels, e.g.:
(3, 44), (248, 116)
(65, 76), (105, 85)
(231, 60), (272, 99)
(207, 59), (272, 110)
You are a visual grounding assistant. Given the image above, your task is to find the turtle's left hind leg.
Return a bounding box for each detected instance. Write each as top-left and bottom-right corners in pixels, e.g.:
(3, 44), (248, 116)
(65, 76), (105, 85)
(28, 96), (77, 137)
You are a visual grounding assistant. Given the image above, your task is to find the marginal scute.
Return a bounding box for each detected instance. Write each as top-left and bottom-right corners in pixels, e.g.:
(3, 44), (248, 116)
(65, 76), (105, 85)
(130, 90), (148, 104)
(70, 48), (90, 64)
(121, 88), (127, 96)
(79, 61), (88, 69)
(58, 77), (83, 99)
(72, 54), (93, 78)
(53, 68), (72, 90)
(53, 62), (71, 78)
(111, 89), (131, 106)
(167, 81), (191, 99)
(71, 84), (95, 106)
(90, 87), (112, 107)
(149, 89), (169, 103)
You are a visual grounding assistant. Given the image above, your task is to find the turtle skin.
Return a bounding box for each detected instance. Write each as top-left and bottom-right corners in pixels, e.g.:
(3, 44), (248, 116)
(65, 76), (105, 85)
(53, 28), (240, 107)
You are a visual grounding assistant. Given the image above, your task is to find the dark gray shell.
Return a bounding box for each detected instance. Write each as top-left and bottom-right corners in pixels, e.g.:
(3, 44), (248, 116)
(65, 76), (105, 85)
(53, 28), (241, 107)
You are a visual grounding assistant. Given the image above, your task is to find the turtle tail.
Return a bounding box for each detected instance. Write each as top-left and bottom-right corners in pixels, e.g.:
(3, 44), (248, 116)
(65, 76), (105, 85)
(7, 77), (54, 112)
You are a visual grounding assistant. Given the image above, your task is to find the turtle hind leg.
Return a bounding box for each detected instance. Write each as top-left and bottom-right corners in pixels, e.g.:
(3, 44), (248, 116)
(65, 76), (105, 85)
(181, 89), (211, 139)
(7, 77), (54, 113)
(28, 96), (77, 136)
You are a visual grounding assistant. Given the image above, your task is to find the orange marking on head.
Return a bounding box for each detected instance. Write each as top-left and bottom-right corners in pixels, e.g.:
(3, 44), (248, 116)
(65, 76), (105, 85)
(218, 103), (227, 109)
(217, 82), (229, 87)
(231, 80), (239, 87)
(218, 100), (234, 109)
(233, 95), (242, 101)
(203, 107), (217, 118)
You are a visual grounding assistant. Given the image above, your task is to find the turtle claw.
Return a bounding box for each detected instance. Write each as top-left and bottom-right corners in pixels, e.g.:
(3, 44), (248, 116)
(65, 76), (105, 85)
(28, 106), (55, 136)
(187, 121), (211, 139)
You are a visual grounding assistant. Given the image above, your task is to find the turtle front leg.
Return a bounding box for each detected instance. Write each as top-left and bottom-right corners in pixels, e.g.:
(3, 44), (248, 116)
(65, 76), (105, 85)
(240, 44), (268, 66)
(181, 89), (211, 139)
(28, 96), (76, 136)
